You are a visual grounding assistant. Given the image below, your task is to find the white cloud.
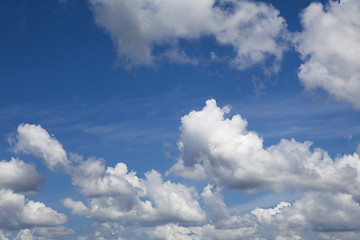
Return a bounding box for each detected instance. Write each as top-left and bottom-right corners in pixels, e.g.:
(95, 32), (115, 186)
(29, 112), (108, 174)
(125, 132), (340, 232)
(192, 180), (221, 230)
(89, 0), (288, 70)
(21, 201), (66, 226)
(251, 201), (290, 224)
(62, 198), (89, 216)
(12, 116), (360, 239)
(0, 189), (66, 230)
(295, 0), (360, 108)
(276, 192), (360, 232)
(145, 191), (360, 240)
(15, 227), (74, 240)
(0, 230), (9, 240)
(70, 158), (143, 197)
(92, 222), (126, 240)
(201, 184), (229, 221)
(15, 229), (34, 240)
(145, 223), (254, 240)
(169, 99), (360, 196)
(143, 170), (205, 224)
(254, 192), (360, 239)
(14, 124), (70, 171)
(0, 158), (43, 193)
(64, 158), (205, 226)
(35, 226), (75, 239)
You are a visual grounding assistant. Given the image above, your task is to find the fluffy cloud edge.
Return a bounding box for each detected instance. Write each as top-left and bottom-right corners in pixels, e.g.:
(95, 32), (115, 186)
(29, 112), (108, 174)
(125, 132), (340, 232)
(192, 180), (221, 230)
(295, 0), (360, 108)
(89, 0), (289, 71)
(169, 99), (360, 198)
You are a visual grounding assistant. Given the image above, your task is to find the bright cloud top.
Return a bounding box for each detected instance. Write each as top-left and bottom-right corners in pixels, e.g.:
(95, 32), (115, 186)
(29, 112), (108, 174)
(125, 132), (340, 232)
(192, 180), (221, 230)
(296, 0), (360, 108)
(170, 99), (360, 197)
(9, 101), (360, 239)
(64, 160), (206, 226)
(12, 124), (206, 227)
(14, 123), (70, 171)
(89, 0), (288, 70)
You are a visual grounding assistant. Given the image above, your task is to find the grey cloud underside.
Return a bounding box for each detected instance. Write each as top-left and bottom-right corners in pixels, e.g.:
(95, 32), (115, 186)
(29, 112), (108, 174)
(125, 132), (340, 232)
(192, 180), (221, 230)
(0, 158), (43, 193)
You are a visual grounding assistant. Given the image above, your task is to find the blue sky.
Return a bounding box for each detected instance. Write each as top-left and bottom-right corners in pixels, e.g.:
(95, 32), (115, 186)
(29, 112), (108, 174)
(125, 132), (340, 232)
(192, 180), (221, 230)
(1, 0), (360, 239)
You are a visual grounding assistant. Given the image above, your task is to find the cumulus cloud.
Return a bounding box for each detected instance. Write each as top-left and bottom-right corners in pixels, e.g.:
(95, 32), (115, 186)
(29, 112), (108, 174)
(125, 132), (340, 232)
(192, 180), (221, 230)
(295, 0), (360, 108)
(146, 223), (257, 240)
(145, 191), (360, 240)
(15, 109), (360, 239)
(144, 186), (258, 240)
(169, 99), (360, 196)
(70, 158), (143, 197)
(0, 158), (43, 193)
(0, 230), (9, 240)
(15, 226), (75, 240)
(64, 158), (205, 226)
(89, 0), (288, 70)
(10, 123), (204, 227)
(274, 192), (360, 233)
(0, 189), (66, 230)
(201, 184), (229, 222)
(14, 124), (70, 171)
(251, 192), (360, 240)
(92, 222), (127, 240)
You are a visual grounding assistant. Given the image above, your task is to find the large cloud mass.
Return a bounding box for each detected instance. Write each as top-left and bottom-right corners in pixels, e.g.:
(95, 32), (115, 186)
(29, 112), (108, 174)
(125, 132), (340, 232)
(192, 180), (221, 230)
(296, 0), (360, 108)
(11, 100), (360, 239)
(169, 99), (360, 198)
(89, 0), (288, 70)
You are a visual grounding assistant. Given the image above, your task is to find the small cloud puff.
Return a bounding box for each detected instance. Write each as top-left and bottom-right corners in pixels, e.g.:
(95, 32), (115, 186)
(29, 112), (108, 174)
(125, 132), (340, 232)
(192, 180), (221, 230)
(14, 124), (70, 171)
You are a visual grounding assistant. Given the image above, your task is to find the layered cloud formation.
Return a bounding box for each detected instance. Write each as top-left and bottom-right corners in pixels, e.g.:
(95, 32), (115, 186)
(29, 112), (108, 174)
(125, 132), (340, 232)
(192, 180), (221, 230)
(6, 98), (360, 239)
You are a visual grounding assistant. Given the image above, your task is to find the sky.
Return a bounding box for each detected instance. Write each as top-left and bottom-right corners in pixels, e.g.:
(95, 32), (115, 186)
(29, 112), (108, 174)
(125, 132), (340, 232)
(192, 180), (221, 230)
(0, 0), (360, 239)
